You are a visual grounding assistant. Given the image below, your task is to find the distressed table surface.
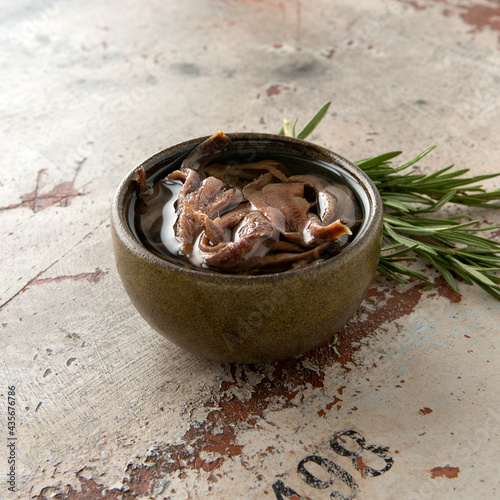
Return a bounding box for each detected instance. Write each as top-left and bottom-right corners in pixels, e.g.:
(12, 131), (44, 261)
(1, 1), (499, 499)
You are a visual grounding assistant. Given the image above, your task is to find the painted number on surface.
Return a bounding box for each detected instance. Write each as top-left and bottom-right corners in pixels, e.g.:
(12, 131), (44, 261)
(330, 430), (394, 478)
(272, 430), (393, 499)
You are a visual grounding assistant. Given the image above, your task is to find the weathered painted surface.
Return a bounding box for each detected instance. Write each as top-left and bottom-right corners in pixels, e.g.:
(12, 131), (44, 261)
(1, 0), (499, 498)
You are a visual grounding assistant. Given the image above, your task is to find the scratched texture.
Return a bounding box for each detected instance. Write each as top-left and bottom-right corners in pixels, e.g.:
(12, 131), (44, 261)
(1, 0), (499, 499)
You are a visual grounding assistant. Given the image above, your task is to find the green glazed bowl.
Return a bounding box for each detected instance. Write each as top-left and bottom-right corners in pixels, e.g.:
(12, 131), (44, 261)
(111, 133), (383, 363)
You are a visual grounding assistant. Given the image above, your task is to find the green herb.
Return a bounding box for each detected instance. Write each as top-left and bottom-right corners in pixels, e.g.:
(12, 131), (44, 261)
(279, 101), (332, 140)
(56, 324), (76, 340)
(280, 104), (500, 300)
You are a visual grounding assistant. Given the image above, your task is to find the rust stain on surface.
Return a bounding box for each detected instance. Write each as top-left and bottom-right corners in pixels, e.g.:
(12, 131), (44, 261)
(0, 169), (82, 213)
(38, 471), (124, 500)
(317, 397), (342, 417)
(356, 455), (370, 477)
(404, 0), (500, 42)
(119, 361), (321, 496)
(419, 407), (433, 415)
(460, 4), (500, 35)
(309, 281), (426, 367)
(430, 466), (460, 479)
(433, 277), (462, 303)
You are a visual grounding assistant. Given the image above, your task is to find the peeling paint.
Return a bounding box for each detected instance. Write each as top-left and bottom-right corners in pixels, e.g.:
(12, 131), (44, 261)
(430, 466), (460, 479)
(0, 169), (83, 213)
(403, 0), (500, 43)
(419, 407), (433, 415)
(315, 282), (426, 367)
(31, 279), (430, 498)
(433, 277), (462, 303)
(460, 4), (500, 37)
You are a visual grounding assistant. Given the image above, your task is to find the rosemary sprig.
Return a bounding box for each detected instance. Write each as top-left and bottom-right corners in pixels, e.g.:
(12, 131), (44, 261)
(358, 151), (500, 300)
(280, 105), (500, 300)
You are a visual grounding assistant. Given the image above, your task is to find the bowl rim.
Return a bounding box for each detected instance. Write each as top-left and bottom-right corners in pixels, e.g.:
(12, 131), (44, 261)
(111, 132), (382, 282)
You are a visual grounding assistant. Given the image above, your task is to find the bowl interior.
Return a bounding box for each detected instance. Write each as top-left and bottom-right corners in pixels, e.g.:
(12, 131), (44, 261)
(117, 133), (378, 277)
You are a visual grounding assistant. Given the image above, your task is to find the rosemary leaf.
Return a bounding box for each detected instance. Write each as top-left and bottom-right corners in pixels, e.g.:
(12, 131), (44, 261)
(296, 101), (331, 140)
(356, 151), (402, 169)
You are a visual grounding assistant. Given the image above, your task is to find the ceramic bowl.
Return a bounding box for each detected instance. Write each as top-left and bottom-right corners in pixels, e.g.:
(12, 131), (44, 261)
(111, 133), (383, 363)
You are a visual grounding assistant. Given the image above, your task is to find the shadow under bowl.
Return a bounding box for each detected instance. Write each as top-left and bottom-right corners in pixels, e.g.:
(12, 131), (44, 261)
(111, 133), (383, 363)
